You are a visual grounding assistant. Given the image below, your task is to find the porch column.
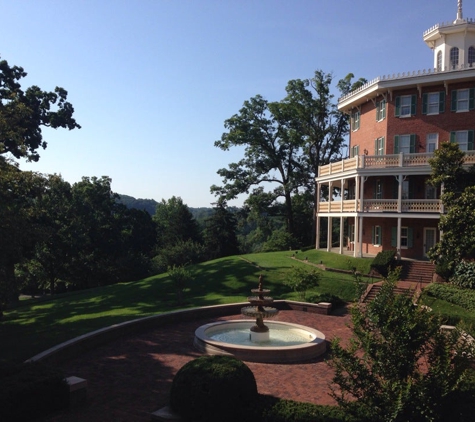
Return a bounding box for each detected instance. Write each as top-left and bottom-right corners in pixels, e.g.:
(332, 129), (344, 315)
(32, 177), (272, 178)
(359, 176), (365, 211)
(316, 215), (320, 249)
(353, 215), (359, 258)
(327, 217), (332, 252)
(396, 217), (402, 260)
(341, 178), (344, 212)
(315, 181), (321, 249)
(357, 216), (363, 257)
(355, 176), (360, 212)
(397, 175), (403, 213)
(339, 216), (344, 254)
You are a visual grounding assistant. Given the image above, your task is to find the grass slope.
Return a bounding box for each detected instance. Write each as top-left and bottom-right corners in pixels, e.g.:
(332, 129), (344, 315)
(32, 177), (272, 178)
(1, 250), (370, 363)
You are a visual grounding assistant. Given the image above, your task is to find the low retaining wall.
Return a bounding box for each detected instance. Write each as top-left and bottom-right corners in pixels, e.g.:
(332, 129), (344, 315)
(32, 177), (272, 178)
(26, 300), (332, 364)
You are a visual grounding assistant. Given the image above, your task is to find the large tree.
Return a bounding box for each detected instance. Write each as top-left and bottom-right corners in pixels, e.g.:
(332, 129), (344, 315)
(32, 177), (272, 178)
(211, 70), (365, 241)
(0, 56), (80, 162)
(428, 142), (475, 275)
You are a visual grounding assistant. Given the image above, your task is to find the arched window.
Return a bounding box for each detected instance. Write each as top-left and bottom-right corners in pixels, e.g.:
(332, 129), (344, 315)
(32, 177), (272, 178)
(469, 46), (475, 67)
(450, 47), (459, 69)
(437, 51), (442, 71)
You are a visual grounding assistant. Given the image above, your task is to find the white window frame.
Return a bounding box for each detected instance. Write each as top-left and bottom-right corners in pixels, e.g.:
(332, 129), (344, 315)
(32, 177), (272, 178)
(454, 130), (469, 151)
(450, 47), (459, 69)
(375, 137), (385, 155)
(373, 225), (382, 246)
(426, 133), (438, 153)
(400, 227), (409, 248)
(400, 95), (412, 117)
(352, 109), (360, 131)
(376, 99), (386, 121)
(456, 89), (469, 112)
(398, 135), (412, 154)
(427, 92), (440, 115)
(349, 224), (355, 243)
(437, 51), (442, 71)
(350, 145), (359, 158)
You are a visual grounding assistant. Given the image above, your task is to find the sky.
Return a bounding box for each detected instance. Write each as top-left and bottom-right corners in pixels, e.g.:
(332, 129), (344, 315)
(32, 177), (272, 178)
(1, 0), (472, 207)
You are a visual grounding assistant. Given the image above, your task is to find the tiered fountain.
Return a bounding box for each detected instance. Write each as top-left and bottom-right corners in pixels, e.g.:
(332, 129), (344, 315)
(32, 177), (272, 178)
(240, 275), (279, 342)
(194, 275), (327, 363)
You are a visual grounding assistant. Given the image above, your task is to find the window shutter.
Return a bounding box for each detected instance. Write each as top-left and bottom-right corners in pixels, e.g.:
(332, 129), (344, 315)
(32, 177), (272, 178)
(382, 100), (386, 119)
(391, 227), (397, 247)
(450, 131), (456, 143)
(381, 137), (385, 154)
(394, 135), (399, 153)
(350, 113), (355, 130)
(374, 139), (378, 154)
(451, 90), (457, 111)
(411, 95), (416, 115)
(376, 101), (380, 121)
(439, 91), (445, 113)
(468, 130), (474, 150)
(395, 96), (400, 117)
(371, 226), (375, 245)
(422, 93), (428, 115)
(408, 228), (414, 248)
(410, 134), (416, 153)
(469, 88), (475, 110)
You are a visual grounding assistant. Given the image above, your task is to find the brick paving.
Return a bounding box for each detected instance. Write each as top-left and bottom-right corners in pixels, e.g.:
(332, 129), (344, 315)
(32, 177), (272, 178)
(42, 308), (353, 422)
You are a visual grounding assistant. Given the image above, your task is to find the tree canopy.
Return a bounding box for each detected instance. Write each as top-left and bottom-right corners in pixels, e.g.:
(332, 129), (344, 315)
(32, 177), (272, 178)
(211, 70), (365, 243)
(0, 56), (80, 162)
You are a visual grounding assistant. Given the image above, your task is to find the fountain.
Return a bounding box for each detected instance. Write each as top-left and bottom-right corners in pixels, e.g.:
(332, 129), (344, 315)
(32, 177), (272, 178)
(240, 275), (279, 342)
(194, 276), (327, 363)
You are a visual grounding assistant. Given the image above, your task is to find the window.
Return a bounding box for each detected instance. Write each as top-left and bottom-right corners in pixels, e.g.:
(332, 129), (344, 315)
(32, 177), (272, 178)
(451, 88), (475, 112)
(395, 95), (416, 117)
(469, 46), (475, 67)
(394, 134), (416, 153)
(374, 179), (383, 199)
(349, 224), (355, 243)
(437, 51), (442, 71)
(350, 145), (359, 158)
(422, 91), (445, 115)
(351, 109), (360, 131)
(376, 99), (386, 121)
(450, 47), (459, 69)
(372, 226), (382, 246)
(450, 130), (475, 151)
(391, 227), (413, 248)
(347, 183), (355, 200)
(425, 183), (437, 199)
(426, 133), (438, 152)
(374, 137), (385, 155)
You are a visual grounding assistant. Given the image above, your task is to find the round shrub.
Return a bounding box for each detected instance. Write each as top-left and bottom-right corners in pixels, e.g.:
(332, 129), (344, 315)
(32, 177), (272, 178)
(452, 260), (475, 289)
(170, 355), (258, 422)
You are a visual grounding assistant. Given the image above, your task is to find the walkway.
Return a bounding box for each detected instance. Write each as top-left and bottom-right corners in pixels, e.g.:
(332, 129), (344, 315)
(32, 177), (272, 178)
(42, 309), (353, 422)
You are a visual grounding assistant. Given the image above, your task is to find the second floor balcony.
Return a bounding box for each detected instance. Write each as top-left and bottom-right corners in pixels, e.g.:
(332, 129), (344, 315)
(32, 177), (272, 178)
(317, 198), (442, 214)
(318, 151), (475, 178)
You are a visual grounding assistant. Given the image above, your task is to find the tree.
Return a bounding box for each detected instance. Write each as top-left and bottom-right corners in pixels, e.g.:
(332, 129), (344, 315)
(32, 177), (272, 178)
(284, 266), (320, 300)
(329, 270), (474, 421)
(428, 143), (475, 275)
(203, 201), (240, 260)
(211, 70), (365, 241)
(0, 56), (80, 162)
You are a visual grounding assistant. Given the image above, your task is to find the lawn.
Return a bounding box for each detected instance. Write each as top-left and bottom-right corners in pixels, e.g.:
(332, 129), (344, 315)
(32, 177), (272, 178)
(0, 250), (369, 363)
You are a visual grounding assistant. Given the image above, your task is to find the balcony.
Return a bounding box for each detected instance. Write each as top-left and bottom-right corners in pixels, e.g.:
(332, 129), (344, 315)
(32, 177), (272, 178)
(318, 151), (475, 177)
(317, 199), (442, 214)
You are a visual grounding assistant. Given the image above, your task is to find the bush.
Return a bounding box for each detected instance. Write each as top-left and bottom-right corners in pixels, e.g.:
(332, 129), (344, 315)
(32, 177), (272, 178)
(424, 283), (475, 312)
(0, 362), (69, 421)
(451, 260), (475, 289)
(284, 266), (320, 301)
(170, 355), (258, 422)
(370, 250), (397, 278)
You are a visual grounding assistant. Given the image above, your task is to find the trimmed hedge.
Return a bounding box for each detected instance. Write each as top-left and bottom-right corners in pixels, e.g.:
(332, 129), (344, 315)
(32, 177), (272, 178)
(424, 283), (475, 312)
(370, 250), (397, 278)
(0, 362), (69, 421)
(170, 355), (258, 422)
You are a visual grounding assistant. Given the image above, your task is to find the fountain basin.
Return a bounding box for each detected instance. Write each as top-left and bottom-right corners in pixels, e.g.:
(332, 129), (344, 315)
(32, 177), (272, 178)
(194, 320), (326, 363)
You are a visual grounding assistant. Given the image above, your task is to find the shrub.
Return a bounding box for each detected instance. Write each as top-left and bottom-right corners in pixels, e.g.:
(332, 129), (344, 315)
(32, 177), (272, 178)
(0, 362), (69, 421)
(284, 266), (320, 301)
(169, 355), (258, 422)
(424, 283), (475, 312)
(370, 250), (397, 278)
(167, 265), (193, 305)
(451, 260), (475, 289)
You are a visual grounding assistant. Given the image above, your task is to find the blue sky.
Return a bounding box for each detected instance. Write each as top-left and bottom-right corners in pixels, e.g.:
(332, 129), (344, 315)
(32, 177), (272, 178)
(2, 0), (471, 207)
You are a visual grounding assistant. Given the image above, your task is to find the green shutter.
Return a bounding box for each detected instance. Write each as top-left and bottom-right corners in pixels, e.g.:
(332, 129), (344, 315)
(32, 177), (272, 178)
(408, 228), (414, 248)
(391, 227), (397, 247)
(450, 131), (456, 143)
(395, 96), (401, 117)
(410, 134), (416, 153)
(422, 93), (428, 115)
(376, 101), (380, 121)
(451, 90), (457, 111)
(468, 130), (474, 150)
(469, 88), (475, 110)
(439, 91), (445, 113)
(411, 95), (416, 115)
(350, 113), (355, 130)
(394, 135), (399, 153)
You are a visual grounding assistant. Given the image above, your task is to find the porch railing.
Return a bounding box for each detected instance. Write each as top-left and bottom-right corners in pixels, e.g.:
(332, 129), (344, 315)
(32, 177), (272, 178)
(317, 199), (441, 213)
(318, 151), (475, 177)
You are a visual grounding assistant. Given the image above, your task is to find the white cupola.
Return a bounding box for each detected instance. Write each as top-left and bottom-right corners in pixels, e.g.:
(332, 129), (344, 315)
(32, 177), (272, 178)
(423, 0), (475, 70)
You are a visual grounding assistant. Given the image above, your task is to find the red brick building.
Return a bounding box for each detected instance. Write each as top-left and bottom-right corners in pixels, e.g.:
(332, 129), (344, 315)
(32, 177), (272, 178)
(315, 2), (475, 260)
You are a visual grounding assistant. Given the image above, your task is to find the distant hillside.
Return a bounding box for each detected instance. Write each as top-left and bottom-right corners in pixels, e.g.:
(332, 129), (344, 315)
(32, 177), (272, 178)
(118, 194), (159, 215)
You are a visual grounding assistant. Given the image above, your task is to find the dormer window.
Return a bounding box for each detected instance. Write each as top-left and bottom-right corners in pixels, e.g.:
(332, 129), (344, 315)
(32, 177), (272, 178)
(437, 51), (442, 71)
(450, 47), (459, 69)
